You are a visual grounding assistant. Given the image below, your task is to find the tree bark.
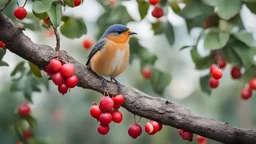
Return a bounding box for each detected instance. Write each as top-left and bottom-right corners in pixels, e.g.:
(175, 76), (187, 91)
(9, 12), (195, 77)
(0, 12), (255, 144)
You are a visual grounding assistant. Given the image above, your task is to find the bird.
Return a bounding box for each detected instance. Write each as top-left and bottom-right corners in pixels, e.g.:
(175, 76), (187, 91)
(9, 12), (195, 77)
(86, 24), (137, 93)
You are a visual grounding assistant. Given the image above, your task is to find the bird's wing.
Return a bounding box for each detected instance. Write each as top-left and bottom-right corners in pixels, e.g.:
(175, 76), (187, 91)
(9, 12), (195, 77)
(86, 39), (107, 66)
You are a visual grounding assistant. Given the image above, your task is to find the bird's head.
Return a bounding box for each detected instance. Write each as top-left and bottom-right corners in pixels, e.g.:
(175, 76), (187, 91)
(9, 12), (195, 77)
(101, 24), (137, 43)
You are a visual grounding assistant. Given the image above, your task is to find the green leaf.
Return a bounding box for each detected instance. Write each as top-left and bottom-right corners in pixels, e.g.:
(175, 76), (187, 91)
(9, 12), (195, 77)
(180, 45), (193, 51)
(152, 21), (175, 45)
(150, 68), (171, 95)
(200, 74), (212, 95)
(64, 0), (75, 7)
(233, 31), (256, 47)
(32, 0), (53, 13)
(28, 61), (42, 78)
(245, 2), (256, 14)
(212, 0), (241, 20)
(60, 16), (87, 38)
(164, 21), (175, 46)
(0, 61), (9, 67)
(47, 3), (62, 28)
(11, 61), (26, 77)
(223, 45), (243, 66)
(139, 49), (158, 68)
(0, 48), (6, 60)
(159, 0), (168, 6)
(33, 11), (48, 20)
(204, 28), (229, 50)
(170, 2), (181, 13)
(232, 41), (256, 69)
(137, 0), (149, 20)
(22, 115), (37, 128)
(190, 47), (214, 70)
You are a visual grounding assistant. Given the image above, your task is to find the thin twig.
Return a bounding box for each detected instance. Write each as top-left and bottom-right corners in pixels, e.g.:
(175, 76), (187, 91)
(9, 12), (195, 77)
(53, 26), (60, 51)
(0, 0), (12, 11)
(22, 0), (28, 7)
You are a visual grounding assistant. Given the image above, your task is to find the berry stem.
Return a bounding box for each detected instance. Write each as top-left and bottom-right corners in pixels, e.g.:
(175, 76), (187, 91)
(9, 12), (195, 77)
(0, 0), (12, 11)
(53, 26), (60, 52)
(133, 114), (141, 123)
(22, 0), (28, 7)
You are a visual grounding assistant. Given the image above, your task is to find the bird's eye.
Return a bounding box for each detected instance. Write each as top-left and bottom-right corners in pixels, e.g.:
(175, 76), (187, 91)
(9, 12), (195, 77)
(117, 31), (122, 34)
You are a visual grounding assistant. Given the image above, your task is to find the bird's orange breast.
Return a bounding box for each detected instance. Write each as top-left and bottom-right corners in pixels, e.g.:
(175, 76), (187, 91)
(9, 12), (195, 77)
(90, 39), (130, 77)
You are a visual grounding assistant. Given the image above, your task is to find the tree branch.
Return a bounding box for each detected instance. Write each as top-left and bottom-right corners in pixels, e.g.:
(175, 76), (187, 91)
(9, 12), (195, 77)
(0, 12), (255, 144)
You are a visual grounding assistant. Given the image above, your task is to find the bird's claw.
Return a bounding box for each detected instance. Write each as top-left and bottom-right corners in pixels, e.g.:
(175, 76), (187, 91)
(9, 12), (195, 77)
(111, 77), (121, 94)
(101, 77), (108, 90)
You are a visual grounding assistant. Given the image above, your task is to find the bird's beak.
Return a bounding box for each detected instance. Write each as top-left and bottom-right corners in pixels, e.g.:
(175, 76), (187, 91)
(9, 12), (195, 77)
(128, 31), (137, 35)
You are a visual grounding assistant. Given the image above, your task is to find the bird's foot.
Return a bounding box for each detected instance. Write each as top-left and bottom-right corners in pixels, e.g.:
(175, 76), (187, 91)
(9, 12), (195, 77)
(88, 67), (108, 91)
(101, 76), (108, 91)
(111, 77), (121, 94)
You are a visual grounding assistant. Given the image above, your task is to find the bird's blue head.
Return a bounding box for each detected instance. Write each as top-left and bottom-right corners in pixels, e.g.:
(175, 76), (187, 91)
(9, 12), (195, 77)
(101, 24), (137, 43)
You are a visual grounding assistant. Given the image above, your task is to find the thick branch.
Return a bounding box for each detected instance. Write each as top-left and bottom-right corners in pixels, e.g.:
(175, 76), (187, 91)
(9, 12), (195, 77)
(0, 12), (255, 144)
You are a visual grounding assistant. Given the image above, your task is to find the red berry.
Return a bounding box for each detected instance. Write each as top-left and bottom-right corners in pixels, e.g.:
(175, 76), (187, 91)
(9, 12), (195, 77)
(196, 135), (207, 143)
(74, 0), (81, 6)
(14, 7), (27, 20)
(217, 58), (226, 69)
(109, 0), (116, 5)
(23, 130), (32, 139)
(149, 0), (160, 5)
(98, 112), (112, 125)
(249, 78), (256, 90)
(43, 17), (50, 25)
(145, 122), (154, 134)
(209, 77), (219, 88)
(178, 129), (193, 142)
(231, 66), (241, 79)
(51, 72), (64, 85)
(151, 6), (164, 18)
(212, 69), (222, 80)
(99, 96), (114, 112)
(97, 124), (110, 135)
(142, 67), (152, 79)
(83, 39), (92, 49)
(65, 75), (78, 88)
(58, 84), (68, 95)
(16, 141), (23, 144)
(49, 59), (62, 72)
(90, 105), (101, 119)
(112, 95), (125, 105)
(158, 122), (162, 131)
(0, 41), (6, 48)
(111, 111), (123, 123)
(149, 121), (160, 135)
(18, 103), (30, 116)
(210, 64), (218, 73)
(45, 65), (54, 75)
(128, 123), (142, 139)
(113, 104), (120, 110)
(241, 87), (252, 100)
(60, 63), (75, 78)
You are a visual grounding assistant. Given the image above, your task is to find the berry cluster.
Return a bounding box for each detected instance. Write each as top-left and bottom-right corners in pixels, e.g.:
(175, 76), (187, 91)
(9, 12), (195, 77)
(45, 59), (78, 95)
(90, 95), (125, 135)
(208, 64), (222, 88)
(144, 121), (162, 135)
(240, 78), (256, 100)
(148, 0), (164, 18)
(0, 41), (6, 48)
(17, 104), (33, 143)
(14, 7), (27, 20)
(178, 129), (193, 142)
(141, 67), (152, 79)
(128, 120), (162, 139)
(196, 135), (207, 144)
